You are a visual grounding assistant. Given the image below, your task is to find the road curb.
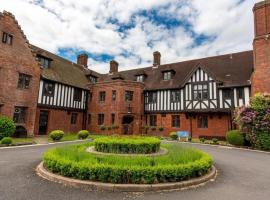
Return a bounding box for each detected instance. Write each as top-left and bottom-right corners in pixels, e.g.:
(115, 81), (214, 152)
(36, 162), (217, 192)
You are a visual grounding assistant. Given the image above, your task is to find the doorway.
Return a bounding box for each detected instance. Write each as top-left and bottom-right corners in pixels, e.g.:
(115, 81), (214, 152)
(39, 110), (49, 135)
(122, 115), (134, 135)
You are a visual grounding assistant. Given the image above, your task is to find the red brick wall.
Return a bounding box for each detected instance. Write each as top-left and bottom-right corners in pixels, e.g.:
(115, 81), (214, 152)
(34, 107), (84, 135)
(0, 12), (40, 136)
(88, 80), (144, 135)
(252, 1), (270, 94)
(144, 113), (231, 138)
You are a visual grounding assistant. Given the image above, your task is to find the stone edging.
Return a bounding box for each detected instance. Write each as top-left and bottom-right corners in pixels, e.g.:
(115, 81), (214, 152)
(86, 146), (168, 157)
(36, 162), (217, 192)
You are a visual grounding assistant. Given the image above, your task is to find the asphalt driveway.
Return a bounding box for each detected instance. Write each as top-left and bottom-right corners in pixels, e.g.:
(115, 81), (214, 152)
(0, 141), (269, 200)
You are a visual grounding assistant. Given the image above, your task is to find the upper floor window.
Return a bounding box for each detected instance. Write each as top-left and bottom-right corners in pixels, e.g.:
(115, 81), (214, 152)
(163, 71), (172, 80)
(171, 90), (180, 102)
(71, 113), (78, 124)
(17, 73), (31, 89)
(74, 88), (82, 102)
(89, 76), (97, 84)
(112, 90), (116, 101)
(125, 91), (134, 101)
(148, 92), (157, 103)
(136, 75), (144, 82)
(99, 91), (105, 102)
(198, 115), (208, 128)
(37, 55), (51, 69)
(98, 113), (105, 125)
(149, 115), (157, 126)
(172, 115), (180, 128)
(2, 32), (13, 45)
(237, 88), (244, 99)
(193, 84), (208, 100)
(13, 106), (27, 124)
(43, 81), (54, 97)
(223, 89), (232, 99)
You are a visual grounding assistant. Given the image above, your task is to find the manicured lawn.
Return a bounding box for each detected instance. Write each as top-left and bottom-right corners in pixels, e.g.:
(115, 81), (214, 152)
(12, 137), (35, 144)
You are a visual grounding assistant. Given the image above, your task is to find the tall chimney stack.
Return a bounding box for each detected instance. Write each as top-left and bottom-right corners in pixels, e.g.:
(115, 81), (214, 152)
(77, 53), (88, 67)
(110, 60), (119, 74)
(153, 51), (161, 67)
(252, 0), (270, 95)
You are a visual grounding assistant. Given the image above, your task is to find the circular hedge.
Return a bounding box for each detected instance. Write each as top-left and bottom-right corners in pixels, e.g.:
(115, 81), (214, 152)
(94, 136), (161, 154)
(43, 142), (213, 184)
(226, 130), (244, 146)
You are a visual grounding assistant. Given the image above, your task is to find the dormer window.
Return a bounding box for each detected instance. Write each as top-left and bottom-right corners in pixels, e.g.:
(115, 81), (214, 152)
(2, 32), (13, 45)
(89, 75), (97, 84)
(37, 55), (51, 69)
(163, 70), (174, 80)
(136, 75), (144, 82)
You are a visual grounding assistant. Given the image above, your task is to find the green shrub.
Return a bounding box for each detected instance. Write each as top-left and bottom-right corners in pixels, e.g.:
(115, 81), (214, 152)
(0, 116), (16, 140)
(188, 136), (192, 142)
(212, 138), (219, 144)
(226, 130), (244, 146)
(94, 136), (161, 154)
(99, 125), (106, 130)
(43, 143), (213, 184)
(200, 138), (205, 143)
(169, 132), (178, 140)
(77, 130), (89, 140)
(255, 131), (270, 150)
(1, 137), (12, 145)
(159, 127), (164, 131)
(49, 130), (64, 141)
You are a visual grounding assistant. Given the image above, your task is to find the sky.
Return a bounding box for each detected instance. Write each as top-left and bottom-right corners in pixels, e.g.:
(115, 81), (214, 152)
(0, 0), (260, 73)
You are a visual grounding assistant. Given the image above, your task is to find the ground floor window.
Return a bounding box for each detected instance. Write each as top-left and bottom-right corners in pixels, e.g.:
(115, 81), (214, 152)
(198, 115), (208, 128)
(13, 106), (27, 123)
(71, 113), (78, 124)
(88, 114), (91, 125)
(98, 114), (105, 125)
(149, 115), (157, 126)
(111, 113), (115, 124)
(172, 115), (180, 128)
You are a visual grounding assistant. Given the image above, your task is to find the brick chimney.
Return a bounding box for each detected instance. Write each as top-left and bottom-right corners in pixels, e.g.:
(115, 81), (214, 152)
(153, 51), (161, 67)
(252, 0), (270, 95)
(110, 60), (118, 74)
(77, 53), (88, 67)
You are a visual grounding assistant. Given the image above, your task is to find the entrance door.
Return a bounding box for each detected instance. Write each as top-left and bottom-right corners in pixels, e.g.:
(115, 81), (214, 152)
(122, 115), (134, 135)
(39, 111), (49, 135)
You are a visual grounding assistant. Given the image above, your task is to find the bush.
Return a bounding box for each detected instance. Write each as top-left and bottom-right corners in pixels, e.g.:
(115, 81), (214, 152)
(94, 136), (161, 154)
(43, 143), (213, 184)
(200, 138), (205, 143)
(49, 130), (64, 141)
(77, 130), (89, 140)
(212, 138), (219, 144)
(255, 131), (270, 150)
(159, 127), (164, 131)
(1, 137), (12, 145)
(226, 130), (244, 146)
(169, 132), (178, 140)
(99, 125), (106, 130)
(0, 116), (16, 140)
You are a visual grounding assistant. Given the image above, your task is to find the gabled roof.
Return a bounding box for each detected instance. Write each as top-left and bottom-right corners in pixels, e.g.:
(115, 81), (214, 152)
(30, 45), (100, 90)
(99, 50), (254, 90)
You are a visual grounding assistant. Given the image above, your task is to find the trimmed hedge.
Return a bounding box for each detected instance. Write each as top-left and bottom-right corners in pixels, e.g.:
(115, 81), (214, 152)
(0, 116), (16, 140)
(94, 136), (160, 154)
(77, 130), (89, 140)
(43, 143), (213, 184)
(49, 130), (64, 141)
(226, 130), (244, 146)
(169, 132), (178, 140)
(1, 137), (12, 145)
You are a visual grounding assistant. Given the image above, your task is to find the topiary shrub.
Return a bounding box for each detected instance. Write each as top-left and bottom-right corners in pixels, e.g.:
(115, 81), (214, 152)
(99, 125), (106, 131)
(77, 130), (89, 140)
(200, 137), (205, 143)
(49, 130), (64, 141)
(0, 116), (16, 140)
(226, 130), (244, 146)
(212, 138), (219, 144)
(255, 131), (270, 151)
(159, 127), (164, 132)
(169, 132), (178, 140)
(1, 137), (12, 145)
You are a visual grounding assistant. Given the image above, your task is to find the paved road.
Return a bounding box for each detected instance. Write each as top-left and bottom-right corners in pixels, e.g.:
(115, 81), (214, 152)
(0, 142), (270, 200)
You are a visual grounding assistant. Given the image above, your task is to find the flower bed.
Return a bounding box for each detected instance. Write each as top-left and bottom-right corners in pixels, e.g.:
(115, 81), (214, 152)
(43, 142), (213, 184)
(94, 136), (161, 154)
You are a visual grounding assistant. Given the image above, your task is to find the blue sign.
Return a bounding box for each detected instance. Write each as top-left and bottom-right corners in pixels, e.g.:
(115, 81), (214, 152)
(177, 131), (189, 138)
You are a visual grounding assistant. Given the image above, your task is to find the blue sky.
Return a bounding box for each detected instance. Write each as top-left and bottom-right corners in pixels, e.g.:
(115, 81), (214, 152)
(0, 0), (259, 73)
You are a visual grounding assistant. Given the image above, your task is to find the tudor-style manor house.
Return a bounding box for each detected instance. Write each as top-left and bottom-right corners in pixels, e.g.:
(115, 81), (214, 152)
(0, 0), (270, 138)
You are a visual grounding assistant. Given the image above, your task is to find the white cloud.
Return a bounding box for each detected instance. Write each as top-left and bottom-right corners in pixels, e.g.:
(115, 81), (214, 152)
(0, 0), (261, 73)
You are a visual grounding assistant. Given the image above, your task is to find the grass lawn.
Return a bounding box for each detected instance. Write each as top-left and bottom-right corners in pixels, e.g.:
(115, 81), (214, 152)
(12, 137), (35, 144)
